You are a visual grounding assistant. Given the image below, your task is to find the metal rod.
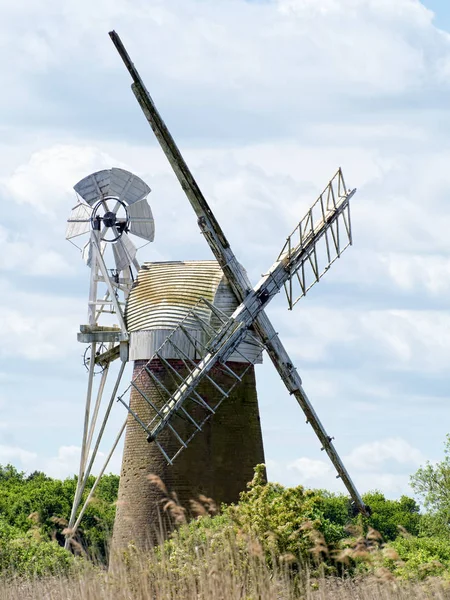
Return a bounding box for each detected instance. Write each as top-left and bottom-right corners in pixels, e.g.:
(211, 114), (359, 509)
(65, 342), (97, 550)
(81, 361), (127, 490)
(84, 364), (110, 472)
(92, 237), (128, 334)
(130, 380), (166, 419)
(69, 418), (127, 541)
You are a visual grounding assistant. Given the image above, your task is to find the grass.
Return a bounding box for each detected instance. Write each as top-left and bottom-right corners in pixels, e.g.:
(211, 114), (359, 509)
(1, 563), (450, 600)
(1, 529), (450, 600)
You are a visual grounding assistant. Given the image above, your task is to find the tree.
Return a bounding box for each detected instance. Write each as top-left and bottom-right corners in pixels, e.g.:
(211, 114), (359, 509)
(362, 492), (420, 540)
(0, 464), (119, 561)
(410, 434), (450, 536)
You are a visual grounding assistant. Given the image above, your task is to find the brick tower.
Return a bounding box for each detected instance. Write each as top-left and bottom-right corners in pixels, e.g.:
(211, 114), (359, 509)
(111, 261), (265, 552)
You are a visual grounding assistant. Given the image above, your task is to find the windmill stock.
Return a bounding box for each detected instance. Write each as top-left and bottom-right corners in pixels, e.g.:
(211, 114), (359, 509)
(109, 31), (369, 517)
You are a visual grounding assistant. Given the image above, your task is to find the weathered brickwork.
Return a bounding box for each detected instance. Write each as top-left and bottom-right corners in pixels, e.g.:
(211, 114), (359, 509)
(111, 359), (265, 551)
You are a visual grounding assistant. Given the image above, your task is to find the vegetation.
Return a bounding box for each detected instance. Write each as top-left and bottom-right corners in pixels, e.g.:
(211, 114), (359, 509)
(2, 436), (450, 596)
(411, 434), (450, 539)
(0, 465), (118, 574)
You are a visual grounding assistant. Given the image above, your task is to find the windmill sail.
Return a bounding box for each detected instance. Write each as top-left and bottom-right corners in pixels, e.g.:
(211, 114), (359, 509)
(66, 203), (92, 239)
(68, 169), (152, 273)
(82, 238), (106, 268)
(127, 198), (155, 242)
(112, 233), (137, 271)
(118, 297), (264, 464)
(74, 168), (151, 206)
(279, 169), (353, 309)
(124, 177), (354, 451)
(110, 30), (369, 516)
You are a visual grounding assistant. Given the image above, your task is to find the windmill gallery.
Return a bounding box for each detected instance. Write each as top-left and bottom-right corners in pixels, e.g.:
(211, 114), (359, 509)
(63, 31), (370, 553)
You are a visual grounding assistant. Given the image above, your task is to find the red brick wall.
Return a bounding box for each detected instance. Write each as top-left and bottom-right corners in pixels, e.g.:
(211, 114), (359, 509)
(111, 359), (265, 552)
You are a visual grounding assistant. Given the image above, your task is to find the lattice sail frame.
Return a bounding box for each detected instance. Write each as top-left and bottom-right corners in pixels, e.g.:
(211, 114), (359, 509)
(279, 168), (353, 310)
(118, 297), (264, 464)
(117, 170), (354, 465)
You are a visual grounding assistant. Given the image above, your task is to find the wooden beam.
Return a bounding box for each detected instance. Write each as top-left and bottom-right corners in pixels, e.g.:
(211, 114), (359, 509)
(94, 344), (121, 366)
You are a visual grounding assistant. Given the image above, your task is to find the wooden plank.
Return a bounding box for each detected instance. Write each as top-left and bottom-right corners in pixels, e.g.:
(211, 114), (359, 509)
(94, 344), (121, 366)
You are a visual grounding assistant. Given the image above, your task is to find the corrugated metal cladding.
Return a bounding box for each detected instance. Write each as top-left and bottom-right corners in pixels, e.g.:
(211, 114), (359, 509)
(126, 261), (263, 364)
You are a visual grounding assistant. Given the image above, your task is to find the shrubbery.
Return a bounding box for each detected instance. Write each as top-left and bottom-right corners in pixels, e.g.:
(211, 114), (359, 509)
(0, 516), (75, 576)
(0, 465), (119, 574)
(2, 448), (450, 583)
(154, 464), (436, 582)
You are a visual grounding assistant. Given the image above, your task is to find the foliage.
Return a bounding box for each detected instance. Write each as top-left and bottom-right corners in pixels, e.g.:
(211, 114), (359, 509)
(0, 516), (75, 576)
(361, 492), (421, 541)
(154, 465), (439, 583)
(2, 457), (450, 584)
(0, 464), (119, 571)
(227, 464), (337, 566)
(411, 435), (450, 538)
(389, 535), (450, 580)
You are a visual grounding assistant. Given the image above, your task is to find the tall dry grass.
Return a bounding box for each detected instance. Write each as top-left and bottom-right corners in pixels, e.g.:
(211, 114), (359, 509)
(1, 562), (450, 600)
(2, 526), (450, 600)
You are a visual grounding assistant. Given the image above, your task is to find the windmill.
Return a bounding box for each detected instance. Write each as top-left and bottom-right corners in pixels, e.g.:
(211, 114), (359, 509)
(64, 167), (155, 549)
(63, 33), (369, 553)
(107, 31), (370, 525)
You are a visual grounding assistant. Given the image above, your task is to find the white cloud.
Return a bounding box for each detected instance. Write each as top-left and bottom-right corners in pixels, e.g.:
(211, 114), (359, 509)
(1, 0), (450, 501)
(361, 310), (450, 370)
(2, 145), (121, 215)
(42, 445), (87, 480)
(0, 444), (123, 480)
(0, 443), (110, 480)
(277, 0), (433, 25)
(41, 444), (122, 480)
(0, 0), (448, 131)
(0, 225), (71, 276)
(381, 253), (450, 295)
(354, 473), (413, 497)
(287, 457), (332, 481)
(272, 438), (425, 497)
(345, 438), (425, 471)
(275, 0), (434, 94)
(272, 303), (450, 373)
(0, 278), (83, 361)
(0, 445), (37, 467)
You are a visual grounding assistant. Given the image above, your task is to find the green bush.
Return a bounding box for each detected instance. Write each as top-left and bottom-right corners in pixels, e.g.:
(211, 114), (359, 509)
(0, 516), (75, 576)
(157, 466), (426, 578)
(158, 465), (348, 578)
(229, 464), (334, 565)
(388, 535), (450, 580)
(0, 464), (119, 564)
(3, 460), (450, 584)
(362, 492), (421, 541)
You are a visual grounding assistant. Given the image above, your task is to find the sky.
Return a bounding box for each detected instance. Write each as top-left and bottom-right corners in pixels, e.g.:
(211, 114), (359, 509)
(1, 0), (450, 501)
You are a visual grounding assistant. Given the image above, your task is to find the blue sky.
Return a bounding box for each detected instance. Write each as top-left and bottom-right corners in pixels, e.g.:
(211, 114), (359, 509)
(2, 0), (450, 500)
(423, 0), (450, 29)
